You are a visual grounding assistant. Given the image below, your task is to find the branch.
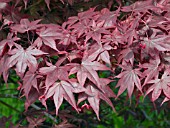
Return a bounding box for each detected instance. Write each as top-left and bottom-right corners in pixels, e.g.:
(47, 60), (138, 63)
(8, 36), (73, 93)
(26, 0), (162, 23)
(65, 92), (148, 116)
(30, 104), (58, 124)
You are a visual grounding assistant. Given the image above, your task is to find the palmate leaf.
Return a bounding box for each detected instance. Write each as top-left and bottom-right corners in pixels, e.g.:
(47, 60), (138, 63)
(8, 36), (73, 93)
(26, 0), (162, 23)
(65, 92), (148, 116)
(85, 20), (109, 43)
(11, 18), (41, 33)
(77, 81), (115, 120)
(145, 71), (170, 102)
(40, 81), (85, 115)
(140, 30), (170, 53)
(22, 71), (42, 99)
(116, 63), (142, 98)
(35, 26), (61, 50)
(141, 57), (160, 86)
(0, 33), (19, 57)
(39, 57), (71, 93)
(87, 43), (113, 65)
(121, 0), (157, 13)
(69, 58), (110, 88)
(7, 44), (47, 76)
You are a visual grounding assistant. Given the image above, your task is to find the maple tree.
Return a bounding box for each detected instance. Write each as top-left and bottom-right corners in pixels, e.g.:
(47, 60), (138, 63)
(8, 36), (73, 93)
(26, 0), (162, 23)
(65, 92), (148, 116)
(0, 0), (170, 125)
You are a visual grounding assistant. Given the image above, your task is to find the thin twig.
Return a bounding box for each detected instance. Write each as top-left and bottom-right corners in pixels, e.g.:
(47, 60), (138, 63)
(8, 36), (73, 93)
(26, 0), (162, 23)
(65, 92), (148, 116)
(31, 104), (58, 124)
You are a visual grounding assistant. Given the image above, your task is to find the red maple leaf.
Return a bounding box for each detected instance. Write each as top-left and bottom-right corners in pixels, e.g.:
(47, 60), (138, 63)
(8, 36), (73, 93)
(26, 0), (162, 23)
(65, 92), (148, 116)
(78, 83), (115, 120)
(22, 71), (42, 99)
(35, 26), (61, 51)
(40, 80), (85, 115)
(39, 57), (71, 93)
(69, 58), (110, 88)
(115, 63), (142, 98)
(85, 20), (109, 43)
(140, 29), (170, 53)
(87, 43), (113, 65)
(141, 57), (161, 86)
(98, 8), (119, 28)
(7, 44), (47, 76)
(0, 33), (20, 56)
(11, 18), (41, 33)
(121, 0), (157, 13)
(145, 71), (170, 101)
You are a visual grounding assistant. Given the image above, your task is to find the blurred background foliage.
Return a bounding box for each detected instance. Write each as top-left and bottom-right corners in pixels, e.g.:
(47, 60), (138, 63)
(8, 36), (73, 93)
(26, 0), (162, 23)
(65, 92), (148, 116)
(1, 0), (170, 127)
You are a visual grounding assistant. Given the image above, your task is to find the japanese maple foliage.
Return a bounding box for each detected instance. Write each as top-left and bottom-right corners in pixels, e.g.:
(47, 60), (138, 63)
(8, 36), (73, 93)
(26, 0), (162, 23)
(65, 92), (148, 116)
(0, 0), (170, 120)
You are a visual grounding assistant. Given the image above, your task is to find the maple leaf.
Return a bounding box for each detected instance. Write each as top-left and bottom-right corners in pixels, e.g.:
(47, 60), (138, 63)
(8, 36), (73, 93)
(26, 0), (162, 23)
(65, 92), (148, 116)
(121, 0), (157, 13)
(35, 27), (61, 51)
(145, 71), (170, 101)
(70, 19), (90, 38)
(141, 57), (161, 86)
(99, 8), (119, 28)
(55, 25), (77, 46)
(140, 30), (170, 53)
(85, 20), (109, 43)
(39, 57), (71, 93)
(40, 81), (85, 115)
(118, 48), (134, 65)
(7, 44), (47, 76)
(99, 78), (116, 98)
(115, 63), (142, 98)
(0, 55), (9, 83)
(87, 43), (113, 65)
(102, 28), (124, 45)
(11, 18), (41, 33)
(25, 88), (40, 110)
(22, 71), (42, 99)
(69, 58), (110, 88)
(77, 83), (115, 120)
(0, 33), (20, 57)
(66, 7), (97, 27)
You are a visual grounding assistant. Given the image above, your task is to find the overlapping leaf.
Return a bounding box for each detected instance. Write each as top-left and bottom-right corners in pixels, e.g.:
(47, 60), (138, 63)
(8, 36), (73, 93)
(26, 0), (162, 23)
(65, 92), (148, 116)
(7, 44), (47, 76)
(40, 80), (85, 115)
(145, 71), (170, 101)
(69, 58), (110, 88)
(116, 63), (142, 98)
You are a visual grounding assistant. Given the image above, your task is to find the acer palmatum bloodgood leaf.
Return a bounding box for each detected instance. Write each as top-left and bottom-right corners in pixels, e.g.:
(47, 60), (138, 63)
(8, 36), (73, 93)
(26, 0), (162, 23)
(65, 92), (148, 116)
(85, 20), (109, 43)
(70, 19), (90, 38)
(99, 8), (119, 28)
(140, 57), (161, 86)
(7, 44), (47, 76)
(22, 71), (42, 99)
(115, 63), (142, 98)
(55, 26), (77, 46)
(140, 31), (170, 53)
(69, 59), (110, 87)
(39, 57), (70, 93)
(25, 88), (40, 110)
(118, 48), (134, 65)
(121, 0), (157, 13)
(99, 78), (116, 98)
(35, 27), (61, 50)
(0, 55), (9, 83)
(11, 18), (41, 33)
(40, 81), (84, 115)
(66, 7), (96, 27)
(161, 97), (170, 105)
(78, 83), (115, 120)
(102, 28), (124, 45)
(0, 33), (20, 57)
(145, 71), (170, 102)
(87, 43), (113, 65)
